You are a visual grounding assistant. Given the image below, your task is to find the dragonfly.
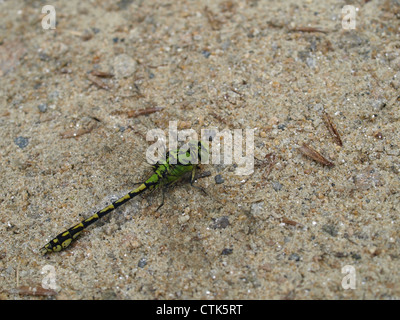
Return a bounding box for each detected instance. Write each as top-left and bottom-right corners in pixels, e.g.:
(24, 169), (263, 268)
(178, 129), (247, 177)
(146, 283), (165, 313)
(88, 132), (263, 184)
(40, 140), (209, 255)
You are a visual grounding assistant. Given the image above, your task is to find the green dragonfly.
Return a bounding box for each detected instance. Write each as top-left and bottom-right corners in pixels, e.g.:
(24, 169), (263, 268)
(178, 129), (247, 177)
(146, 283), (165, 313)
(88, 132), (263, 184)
(41, 140), (209, 255)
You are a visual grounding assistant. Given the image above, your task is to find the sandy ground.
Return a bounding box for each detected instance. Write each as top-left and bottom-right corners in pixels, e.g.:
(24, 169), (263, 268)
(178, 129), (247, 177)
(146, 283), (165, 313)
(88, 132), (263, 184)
(0, 0), (399, 300)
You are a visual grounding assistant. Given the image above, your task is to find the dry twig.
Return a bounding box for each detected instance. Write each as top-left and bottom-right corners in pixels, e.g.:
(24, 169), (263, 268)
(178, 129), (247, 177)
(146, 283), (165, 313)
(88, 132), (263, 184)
(298, 143), (334, 167)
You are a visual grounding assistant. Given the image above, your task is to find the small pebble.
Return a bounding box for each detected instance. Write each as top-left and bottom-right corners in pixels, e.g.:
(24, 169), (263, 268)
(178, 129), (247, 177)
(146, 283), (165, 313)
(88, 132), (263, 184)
(201, 50), (211, 58)
(250, 201), (264, 218)
(221, 248), (233, 255)
(374, 132), (383, 139)
(5, 266), (14, 274)
(113, 54), (137, 78)
(37, 103), (47, 113)
(271, 181), (283, 191)
(322, 224), (338, 237)
(211, 216), (230, 229)
(14, 136), (29, 149)
(38, 52), (50, 61)
(178, 214), (190, 224)
(277, 124), (286, 130)
(351, 253), (361, 260)
(81, 29), (93, 41)
(138, 258), (147, 268)
(288, 253), (301, 261)
(259, 131), (267, 138)
(306, 57), (316, 68)
(214, 174), (224, 184)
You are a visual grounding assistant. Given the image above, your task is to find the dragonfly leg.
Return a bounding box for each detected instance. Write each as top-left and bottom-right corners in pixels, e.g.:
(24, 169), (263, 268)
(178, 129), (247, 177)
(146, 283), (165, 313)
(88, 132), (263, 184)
(155, 187), (166, 211)
(190, 166), (208, 196)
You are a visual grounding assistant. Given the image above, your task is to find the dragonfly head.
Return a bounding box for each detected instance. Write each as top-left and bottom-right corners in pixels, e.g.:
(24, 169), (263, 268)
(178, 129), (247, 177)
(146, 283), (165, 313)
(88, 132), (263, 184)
(182, 140), (209, 164)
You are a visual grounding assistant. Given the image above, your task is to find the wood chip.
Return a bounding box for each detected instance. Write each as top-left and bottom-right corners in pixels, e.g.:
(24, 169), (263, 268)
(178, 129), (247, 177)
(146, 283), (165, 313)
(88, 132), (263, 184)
(9, 286), (57, 296)
(298, 143), (334, 167)
(87, 73), (110, 90)
(322, 111), (343, 146)
(281, 217), (299, 226)
(263, 152), (277, 179)
(289, 27), (329, 34)
(112, 107), (163, 118)
(90, 70), (114, 78)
